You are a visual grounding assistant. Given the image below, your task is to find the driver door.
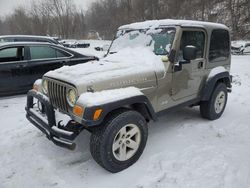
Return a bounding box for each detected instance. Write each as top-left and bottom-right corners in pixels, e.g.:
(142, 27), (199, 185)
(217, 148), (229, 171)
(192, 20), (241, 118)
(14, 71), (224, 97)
(171, 29), (206, 101)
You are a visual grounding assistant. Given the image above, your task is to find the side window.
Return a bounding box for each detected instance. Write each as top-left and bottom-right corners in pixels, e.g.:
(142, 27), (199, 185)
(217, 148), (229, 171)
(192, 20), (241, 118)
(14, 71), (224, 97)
(209, 29), (230, 63)
(179, 30), (205, 60)
(0, 47), (24, 63)
(55, 49), (71, 58)
(30, 46), (57, 60)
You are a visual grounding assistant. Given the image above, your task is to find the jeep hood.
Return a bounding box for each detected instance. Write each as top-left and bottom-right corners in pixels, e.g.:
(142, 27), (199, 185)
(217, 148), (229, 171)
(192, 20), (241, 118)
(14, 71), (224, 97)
(44, 47), (165, 93)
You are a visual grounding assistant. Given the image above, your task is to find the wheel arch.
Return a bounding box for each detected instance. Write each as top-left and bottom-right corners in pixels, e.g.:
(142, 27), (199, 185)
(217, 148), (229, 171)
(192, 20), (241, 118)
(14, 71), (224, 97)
(83, 95), (157, 127)
(201, 71), (232, 101)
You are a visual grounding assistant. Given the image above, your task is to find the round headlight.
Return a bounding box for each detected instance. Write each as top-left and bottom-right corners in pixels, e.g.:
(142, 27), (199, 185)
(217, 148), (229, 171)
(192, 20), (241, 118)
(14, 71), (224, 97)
(42, 79), (48, 94)
(67, 89), (77, 107)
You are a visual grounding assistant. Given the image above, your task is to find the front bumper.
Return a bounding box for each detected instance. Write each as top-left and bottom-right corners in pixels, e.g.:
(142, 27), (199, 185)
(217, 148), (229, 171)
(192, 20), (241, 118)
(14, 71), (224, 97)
(25, 90), (84, 150)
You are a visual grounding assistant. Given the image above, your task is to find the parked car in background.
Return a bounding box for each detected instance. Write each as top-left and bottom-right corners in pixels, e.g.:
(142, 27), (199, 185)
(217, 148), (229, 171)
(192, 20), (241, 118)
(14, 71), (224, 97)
(76, 42), (90, 48)
(60, 40), (78, 48)
(231, 41), (250, 55)
(60, 40), (91, 49)
(70, 40), (112, 58)
(0, 42), (97, 96)
(231, 45), (242, 55)
(239, 42), (250, 54)
(0, 35), (61, 45)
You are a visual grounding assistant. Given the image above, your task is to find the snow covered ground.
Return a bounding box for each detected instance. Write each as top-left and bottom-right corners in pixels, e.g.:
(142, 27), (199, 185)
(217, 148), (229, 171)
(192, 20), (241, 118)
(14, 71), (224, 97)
(1, 55), (250, 188)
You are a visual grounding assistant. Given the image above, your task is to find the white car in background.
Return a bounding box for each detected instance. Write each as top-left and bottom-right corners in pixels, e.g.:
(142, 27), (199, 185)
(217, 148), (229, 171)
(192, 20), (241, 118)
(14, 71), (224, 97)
(231, 41), (250, 55)
(71, 40), (111, 58)
(240, 42), (250, 54)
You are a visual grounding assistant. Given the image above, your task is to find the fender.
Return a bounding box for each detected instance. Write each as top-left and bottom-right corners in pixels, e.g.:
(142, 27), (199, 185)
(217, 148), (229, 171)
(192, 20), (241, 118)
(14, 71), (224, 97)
(201, 71), (232, 101)
(81, 95), (157, 126)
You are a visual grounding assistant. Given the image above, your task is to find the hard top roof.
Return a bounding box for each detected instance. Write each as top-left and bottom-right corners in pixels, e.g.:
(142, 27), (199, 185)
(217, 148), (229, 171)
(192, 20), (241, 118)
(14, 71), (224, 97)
(119, 19), (229, 30)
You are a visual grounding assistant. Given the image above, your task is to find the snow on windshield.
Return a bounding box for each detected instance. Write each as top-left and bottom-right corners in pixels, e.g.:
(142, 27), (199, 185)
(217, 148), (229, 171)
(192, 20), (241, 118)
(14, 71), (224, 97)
(104, 46), (165, 71)
(109, 28), (176, 55)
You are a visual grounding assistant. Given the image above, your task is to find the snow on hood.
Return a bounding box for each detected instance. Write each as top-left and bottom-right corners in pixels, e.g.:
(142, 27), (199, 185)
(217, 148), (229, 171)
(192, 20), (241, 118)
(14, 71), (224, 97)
(45, 47), (164, 89)
(78, 87), (143, 107)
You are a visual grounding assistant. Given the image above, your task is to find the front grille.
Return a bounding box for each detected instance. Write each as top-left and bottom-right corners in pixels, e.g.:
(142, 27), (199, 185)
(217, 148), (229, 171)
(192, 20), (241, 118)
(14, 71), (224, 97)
(47, 80), (68, 112)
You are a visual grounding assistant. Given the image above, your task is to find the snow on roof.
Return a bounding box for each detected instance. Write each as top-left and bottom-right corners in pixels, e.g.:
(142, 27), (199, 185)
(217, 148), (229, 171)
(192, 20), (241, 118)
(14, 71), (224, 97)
(119, 19), (229, 30)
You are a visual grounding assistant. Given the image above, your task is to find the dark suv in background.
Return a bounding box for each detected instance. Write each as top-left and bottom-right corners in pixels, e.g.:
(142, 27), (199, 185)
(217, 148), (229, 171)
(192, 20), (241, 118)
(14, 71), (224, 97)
(0, 42), (96, 96)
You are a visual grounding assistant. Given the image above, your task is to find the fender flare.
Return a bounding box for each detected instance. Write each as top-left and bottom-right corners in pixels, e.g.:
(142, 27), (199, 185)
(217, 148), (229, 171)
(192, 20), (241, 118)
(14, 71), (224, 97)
(82, 95), (157, 126)
(201, 71), (232, 101)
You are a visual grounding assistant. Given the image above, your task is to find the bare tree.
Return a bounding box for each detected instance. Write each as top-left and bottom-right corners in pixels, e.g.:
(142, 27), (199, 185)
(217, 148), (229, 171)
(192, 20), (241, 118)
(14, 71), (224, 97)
(0, 0), (249, 39)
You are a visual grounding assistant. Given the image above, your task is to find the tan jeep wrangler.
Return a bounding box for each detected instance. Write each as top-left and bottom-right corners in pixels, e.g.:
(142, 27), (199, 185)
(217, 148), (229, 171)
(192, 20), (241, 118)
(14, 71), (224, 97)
(26, 19), (232, 173)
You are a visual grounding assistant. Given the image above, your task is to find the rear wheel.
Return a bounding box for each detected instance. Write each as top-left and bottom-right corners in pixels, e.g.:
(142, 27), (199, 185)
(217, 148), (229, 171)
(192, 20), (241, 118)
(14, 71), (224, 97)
(200, 83), (228, 120)
(90, 110), (148, 173)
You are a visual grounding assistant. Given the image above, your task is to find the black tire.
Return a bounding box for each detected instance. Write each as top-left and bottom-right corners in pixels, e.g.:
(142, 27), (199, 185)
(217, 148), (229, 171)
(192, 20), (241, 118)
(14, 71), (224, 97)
(200, 83), (228, 120)
(90, 109), (148, 173)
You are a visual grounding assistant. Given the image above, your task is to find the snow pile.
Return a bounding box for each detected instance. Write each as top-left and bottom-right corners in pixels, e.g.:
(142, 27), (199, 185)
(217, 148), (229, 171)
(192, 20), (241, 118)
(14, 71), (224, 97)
(110, 30), (154, 53)
(77, 87), (143, 107)
(105, 47), (164, 70)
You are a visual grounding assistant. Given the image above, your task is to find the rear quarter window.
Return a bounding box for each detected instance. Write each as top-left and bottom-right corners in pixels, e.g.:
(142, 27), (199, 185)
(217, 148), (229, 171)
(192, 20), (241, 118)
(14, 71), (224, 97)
(209, 29), (230, 63)
(55, 48), (71, 58)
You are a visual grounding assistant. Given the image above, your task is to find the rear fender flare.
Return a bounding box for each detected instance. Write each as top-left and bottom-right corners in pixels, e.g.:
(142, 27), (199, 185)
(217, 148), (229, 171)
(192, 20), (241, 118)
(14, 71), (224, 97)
(201, 72), (232, 101)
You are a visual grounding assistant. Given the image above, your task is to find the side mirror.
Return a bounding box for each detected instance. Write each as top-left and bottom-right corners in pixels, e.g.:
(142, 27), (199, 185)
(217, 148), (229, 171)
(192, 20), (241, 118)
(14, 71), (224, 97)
(183, 45), (197, 61)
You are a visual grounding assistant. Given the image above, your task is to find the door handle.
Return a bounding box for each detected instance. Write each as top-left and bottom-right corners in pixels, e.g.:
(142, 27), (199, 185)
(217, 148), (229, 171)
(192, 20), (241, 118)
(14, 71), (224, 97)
(16, 64), (27, 68)
(198, 62), (204, 69)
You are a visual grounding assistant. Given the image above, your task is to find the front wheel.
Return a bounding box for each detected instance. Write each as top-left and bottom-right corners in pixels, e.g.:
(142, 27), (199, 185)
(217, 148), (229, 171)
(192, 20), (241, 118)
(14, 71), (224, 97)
(200, 83), (228, 120)
(90, 110), (148, 173)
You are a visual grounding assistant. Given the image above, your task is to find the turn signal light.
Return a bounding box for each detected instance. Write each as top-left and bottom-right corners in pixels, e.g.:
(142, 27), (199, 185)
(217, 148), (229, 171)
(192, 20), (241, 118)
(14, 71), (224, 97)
(73, 105), (84, 117)
(93, 109), (103, 121)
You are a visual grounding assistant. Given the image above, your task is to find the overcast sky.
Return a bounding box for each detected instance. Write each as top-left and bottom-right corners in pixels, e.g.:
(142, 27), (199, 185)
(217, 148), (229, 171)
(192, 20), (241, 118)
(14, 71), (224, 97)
(0, 0), (94, 17)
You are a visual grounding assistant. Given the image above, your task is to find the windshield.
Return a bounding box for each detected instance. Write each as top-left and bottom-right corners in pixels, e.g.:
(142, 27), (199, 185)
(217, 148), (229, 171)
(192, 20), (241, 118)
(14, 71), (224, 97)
(109, 27), (176, 56)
